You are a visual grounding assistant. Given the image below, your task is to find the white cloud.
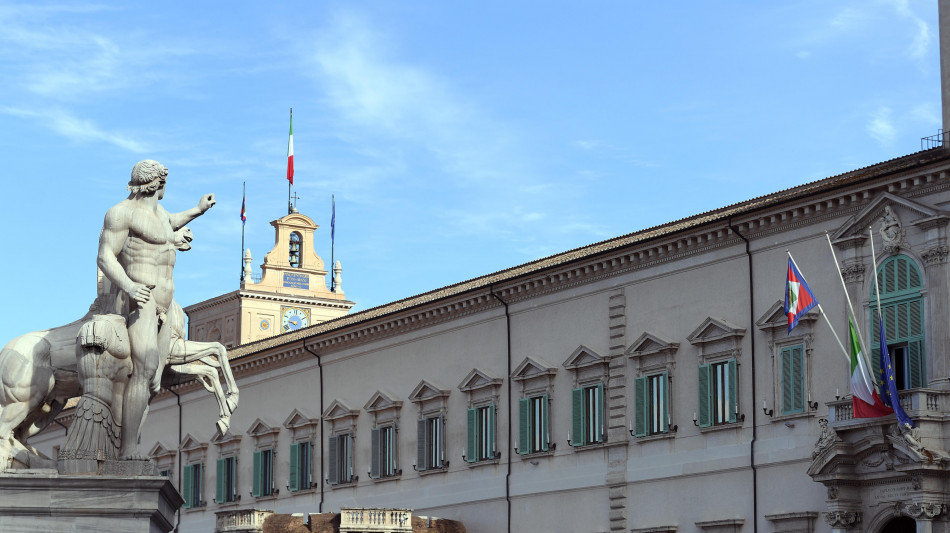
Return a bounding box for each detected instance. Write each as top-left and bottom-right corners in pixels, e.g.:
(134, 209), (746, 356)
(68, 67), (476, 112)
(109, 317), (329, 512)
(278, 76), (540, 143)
(0, 107), (149, 153)
(867, 107), (896, 146)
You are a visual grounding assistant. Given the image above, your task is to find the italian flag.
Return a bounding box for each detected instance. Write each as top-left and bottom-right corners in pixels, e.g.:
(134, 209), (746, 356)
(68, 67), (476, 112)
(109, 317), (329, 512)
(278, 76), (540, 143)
(850, 318), (892, 418)
(287, 112), (294, 184)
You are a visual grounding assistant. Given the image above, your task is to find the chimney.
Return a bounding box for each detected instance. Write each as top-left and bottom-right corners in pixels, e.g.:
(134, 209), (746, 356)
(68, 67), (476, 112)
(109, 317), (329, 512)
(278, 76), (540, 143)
(941, 0), (950, 144)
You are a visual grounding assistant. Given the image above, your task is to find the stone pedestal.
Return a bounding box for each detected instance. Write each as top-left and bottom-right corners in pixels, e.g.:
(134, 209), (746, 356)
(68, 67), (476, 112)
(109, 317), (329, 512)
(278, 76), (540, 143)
(0, 470), (183, 533)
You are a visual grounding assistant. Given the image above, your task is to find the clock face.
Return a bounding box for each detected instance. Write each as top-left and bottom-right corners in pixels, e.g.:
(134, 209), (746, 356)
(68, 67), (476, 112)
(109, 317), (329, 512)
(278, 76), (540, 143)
(281, 307), (309, 332)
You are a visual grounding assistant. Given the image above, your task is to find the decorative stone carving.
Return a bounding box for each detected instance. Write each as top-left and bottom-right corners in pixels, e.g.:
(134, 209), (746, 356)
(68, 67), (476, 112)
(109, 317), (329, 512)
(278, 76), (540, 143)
(823, 511), (860, 529)
(921, 245), (949, 266)
(903, 502), (942, 520)
(827, 486), (838, 500)
(841, 263), (865, 284)
(812, 418), (841, 459)
(880, 205), (905, 255)
(886, 423), (950, 464)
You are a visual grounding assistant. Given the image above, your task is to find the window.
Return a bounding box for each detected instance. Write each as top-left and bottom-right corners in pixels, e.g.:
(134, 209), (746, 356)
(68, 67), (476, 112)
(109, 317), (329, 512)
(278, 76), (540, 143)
(517, 394), (550, 454)
(870, 255), (925, 390)
(289, 232), (302, 267)
(466, 405), (496, 463)
(181, 463), (203, 509)
(288, 441), (312, 491)
(633, 373), (669, 436)
(251, 449), (275, 497)
(780, 345), (805, 415)
(698, 359), (738, 427)
(328, 433), (353, 485)
(571, 383), (605, 446)
(215, 456), (237, 503)
(370, 425), (397, 478)
(417, 416), (444, 471)
(159, 469), (171, 478)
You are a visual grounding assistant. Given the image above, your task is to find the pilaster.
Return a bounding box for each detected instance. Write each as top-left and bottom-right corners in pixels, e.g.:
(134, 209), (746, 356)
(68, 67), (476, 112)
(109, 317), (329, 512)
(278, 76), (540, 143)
(606, 288), (627, 533)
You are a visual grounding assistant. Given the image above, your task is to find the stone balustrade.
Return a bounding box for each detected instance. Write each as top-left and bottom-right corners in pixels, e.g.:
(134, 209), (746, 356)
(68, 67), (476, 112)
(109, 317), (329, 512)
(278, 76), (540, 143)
(340, 507), (412, 532)
(215, 509), (274, 533)
(827, 389), (946, 424)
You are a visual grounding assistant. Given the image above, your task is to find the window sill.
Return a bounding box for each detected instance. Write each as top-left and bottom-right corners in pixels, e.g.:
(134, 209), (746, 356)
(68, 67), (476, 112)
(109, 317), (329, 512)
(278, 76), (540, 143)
(183, 503), (208, 513)
(370, 474), (402, 484)
(253, 493), (278, 502)
(518, 450), (554, 460)
(215, 500), (240, 508)
(698, 421), (743, 434)
(769, 410), (814, 423)
(417, 467), (448, 476)
(635, 432), (675, 443)
(328, 480), (357, 489)
(466, 458), (501, 469)
(570, 441), (606, 451)
(287, 486), (318, 495)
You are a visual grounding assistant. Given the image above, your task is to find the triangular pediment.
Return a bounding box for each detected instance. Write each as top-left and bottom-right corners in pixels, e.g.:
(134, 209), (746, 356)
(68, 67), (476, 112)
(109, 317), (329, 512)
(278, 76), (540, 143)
(831, 192), (944, 243)
(626, 332), (679, 357)
(180, 434), (208, 453)
(212, 431), (242, 446)
(322, 399), (359, 421)
(408, 380), (451, 403)
(458, 368), (504, 392)
(511, 356), (557, 382)
(756, 300), (818, 332)
(364, 390), (403, 412)
(563, 345), (608, 370)
(247, 418), (279, 437)
(148, 442), (175, 460)
(283, 408), (319, 430)
(687, 317), (746, 345)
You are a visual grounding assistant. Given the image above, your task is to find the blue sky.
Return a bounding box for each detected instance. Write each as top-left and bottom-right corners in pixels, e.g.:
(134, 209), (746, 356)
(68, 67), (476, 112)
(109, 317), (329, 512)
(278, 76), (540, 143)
(0, 1), (941, 342)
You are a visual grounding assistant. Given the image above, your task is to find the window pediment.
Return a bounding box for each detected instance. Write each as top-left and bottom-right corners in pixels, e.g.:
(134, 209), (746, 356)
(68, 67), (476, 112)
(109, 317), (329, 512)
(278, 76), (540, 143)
(323, 399), (360, 422)
(458, 369), (503, 393)
(511, 357), (557, 382)
(212, 431), (242, 447)
(408, 380), (451, 404)
(756, 300), (817, 333)
(247, 419), (279, 438)
(180, 434), (208, 454)
(562, 345), (608, 370)
(627, 333), (679, 358)
(364, 390), (403, 413)
(283, 408), (319, 430)
(148, 442), (175, 462)
(832, 192), (942, 245)
(687, 317), (746, 346)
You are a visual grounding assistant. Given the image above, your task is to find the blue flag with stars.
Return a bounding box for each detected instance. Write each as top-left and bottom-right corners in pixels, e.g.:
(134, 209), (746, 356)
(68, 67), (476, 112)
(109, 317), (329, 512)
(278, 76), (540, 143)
(878, 317), (914, 428)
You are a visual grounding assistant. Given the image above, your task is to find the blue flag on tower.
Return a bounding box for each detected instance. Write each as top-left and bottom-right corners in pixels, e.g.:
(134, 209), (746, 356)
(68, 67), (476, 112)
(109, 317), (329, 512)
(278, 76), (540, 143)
(877, 318), (914, 428)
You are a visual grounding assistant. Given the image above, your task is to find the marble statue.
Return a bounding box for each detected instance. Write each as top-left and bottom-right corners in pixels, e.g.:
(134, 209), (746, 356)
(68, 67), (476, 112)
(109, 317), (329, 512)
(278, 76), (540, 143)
(0, 160), (238, 470)
(880, 205), (904, 254)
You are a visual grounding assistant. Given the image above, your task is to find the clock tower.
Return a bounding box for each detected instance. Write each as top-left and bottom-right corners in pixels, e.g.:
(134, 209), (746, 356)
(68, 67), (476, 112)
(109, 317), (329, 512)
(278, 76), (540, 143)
(184, 212), (354, 347)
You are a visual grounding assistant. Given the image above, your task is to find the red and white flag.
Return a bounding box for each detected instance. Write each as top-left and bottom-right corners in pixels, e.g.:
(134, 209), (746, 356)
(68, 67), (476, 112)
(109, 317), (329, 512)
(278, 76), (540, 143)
(287, 112), (294, 184)
(850, 318), (892, 418)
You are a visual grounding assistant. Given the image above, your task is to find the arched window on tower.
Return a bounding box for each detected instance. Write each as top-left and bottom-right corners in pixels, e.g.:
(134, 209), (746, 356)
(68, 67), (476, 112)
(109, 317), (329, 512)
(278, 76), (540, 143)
(289, 232), (302, 268)
(870, 254), (925, 390)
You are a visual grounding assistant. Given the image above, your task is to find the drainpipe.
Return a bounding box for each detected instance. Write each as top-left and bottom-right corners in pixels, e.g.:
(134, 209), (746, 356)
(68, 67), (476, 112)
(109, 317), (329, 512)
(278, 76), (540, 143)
(303, 341), (325, 514)
(164, 386), (183, 533)
(489, 286), (512, 533)
(729, 220), (758, 533)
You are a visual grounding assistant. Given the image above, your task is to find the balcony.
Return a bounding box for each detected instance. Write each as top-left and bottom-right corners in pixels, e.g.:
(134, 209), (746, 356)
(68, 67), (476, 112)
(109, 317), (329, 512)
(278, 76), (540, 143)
(827, 388), (946, 427)
(339, 508), (412, 532)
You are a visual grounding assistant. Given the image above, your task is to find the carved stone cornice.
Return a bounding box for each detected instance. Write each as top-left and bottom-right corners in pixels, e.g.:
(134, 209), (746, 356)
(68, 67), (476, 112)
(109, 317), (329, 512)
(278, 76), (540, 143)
(823, 510), (860, 528)
(903, 502), (942, 520)
(921, 245), (949, 266)
(841, 263), (865, 284)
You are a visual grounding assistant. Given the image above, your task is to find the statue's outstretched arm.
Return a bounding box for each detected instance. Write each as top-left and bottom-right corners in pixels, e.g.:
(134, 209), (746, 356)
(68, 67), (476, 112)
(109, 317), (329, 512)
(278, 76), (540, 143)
(168, 194), (215, 230)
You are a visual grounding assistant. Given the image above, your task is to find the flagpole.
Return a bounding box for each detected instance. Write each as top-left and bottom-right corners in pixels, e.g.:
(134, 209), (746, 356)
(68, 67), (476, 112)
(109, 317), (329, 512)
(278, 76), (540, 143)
(288, 108), (293, 215)
(824, 233), (875, 372)
(787, 251), (851, 364)
(330, 194), (336, 292)
(241, 181), (246, 284)
(869, 227), (886, 328)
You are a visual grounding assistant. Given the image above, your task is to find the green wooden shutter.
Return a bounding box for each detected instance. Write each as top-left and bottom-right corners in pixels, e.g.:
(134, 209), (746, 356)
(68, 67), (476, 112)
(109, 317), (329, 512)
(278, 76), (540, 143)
(215, 458), (226, 503)
(518, 398), (530, 455)
(327, 436), (339, 485)
(726, 359), (738, 423)
(370, 427), (382, 478)
(416, 419), (428, 470)
(633, 376), (648, 437)
(698, 364), (712, 428)
(781, 346), (804, 415)
(466, 408), (478, 463)
(659, 373), (669, 433)
(908, 339), (924, 388)
(251, 451), (262, 497)
(288, 443), (300, 492)
(571, 387), (584, 446)
(540, 393), (550, 452)
(182, 464), (194, 509)
(596, 383), (605, 443)
(488, 404), (496, 458)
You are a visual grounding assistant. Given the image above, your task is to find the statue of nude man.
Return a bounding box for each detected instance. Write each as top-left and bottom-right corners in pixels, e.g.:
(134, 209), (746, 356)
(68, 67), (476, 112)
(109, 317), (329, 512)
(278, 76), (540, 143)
(97, 160), (215, 458)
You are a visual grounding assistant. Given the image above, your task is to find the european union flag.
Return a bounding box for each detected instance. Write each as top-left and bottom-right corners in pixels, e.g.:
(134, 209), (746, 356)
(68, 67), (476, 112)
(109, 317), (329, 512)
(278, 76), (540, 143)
(878, 318), (914, 428)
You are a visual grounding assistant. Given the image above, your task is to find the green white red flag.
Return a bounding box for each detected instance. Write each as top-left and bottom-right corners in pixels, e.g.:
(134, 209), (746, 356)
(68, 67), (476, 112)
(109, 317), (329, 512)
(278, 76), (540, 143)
(850, 318), (892, 418)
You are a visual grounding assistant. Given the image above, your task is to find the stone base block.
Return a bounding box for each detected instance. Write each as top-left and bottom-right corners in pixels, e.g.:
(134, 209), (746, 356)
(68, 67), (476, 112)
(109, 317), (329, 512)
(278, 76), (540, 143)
(0, 470), (183, 532)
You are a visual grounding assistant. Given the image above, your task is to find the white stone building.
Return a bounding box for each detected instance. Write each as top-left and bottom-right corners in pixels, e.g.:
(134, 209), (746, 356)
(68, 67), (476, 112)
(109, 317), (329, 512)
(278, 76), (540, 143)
(31, 145), (950, 533)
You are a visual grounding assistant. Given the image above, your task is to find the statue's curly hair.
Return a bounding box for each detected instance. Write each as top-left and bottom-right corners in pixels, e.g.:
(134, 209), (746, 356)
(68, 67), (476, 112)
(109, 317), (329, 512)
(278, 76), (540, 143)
(127, 160), (168, 195)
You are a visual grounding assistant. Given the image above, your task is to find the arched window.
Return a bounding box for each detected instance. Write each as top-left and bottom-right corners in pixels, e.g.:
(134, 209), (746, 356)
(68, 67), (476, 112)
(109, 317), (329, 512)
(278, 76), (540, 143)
(289, 232), (302, 268)
(870, 254), (925, 390)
